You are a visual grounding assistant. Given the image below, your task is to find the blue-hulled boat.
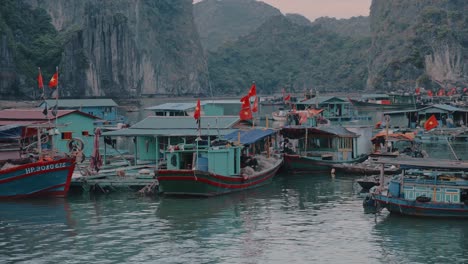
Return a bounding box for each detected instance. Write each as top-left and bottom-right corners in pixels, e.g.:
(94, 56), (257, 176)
(366, 157), (468, 218)
(0, 157), (76, 198)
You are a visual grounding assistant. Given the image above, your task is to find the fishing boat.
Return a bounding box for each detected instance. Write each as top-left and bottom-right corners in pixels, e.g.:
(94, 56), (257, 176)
(364, 157), (468, 217)
(156, 128), (283, 197)
(0, 67), (77, 199)
(0, 155), (76, 198)
(332, 159), (400, 175)
(281, 126), (368, 173)
(356, 175), (382, 190)
(348, 94), (419, 111)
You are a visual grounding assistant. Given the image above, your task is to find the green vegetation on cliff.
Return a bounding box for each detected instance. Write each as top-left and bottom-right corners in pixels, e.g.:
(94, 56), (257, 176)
(207, 16), (370, 95)
(194, 0), (281, 51)
(0, 0), (62, 96)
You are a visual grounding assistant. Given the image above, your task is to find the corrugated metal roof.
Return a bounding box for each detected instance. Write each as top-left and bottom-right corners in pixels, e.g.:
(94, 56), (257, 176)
(102, 128), (237, 137)
(0, 109), (97, 120)
(431, 104), (468, 112)
(223, 129), (277, 145)
(42, 99), (118, 107)
(131, 116), (240, 129)
(145, 102), (198, 111)
(297, 96), (348, 105)
(383, 104), (468, 115)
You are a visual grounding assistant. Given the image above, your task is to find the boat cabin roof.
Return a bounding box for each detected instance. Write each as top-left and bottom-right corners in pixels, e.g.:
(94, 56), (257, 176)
(223, 129), (277, 145)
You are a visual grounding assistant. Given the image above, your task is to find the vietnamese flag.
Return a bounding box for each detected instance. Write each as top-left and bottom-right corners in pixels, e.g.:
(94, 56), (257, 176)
(424, 115), (439, 131)
(240, 95), (250, 109)
(284, 94), (291, 101)
(415, 87), (420, 95)
(37, 68), (44, 89)
(437, 88), (445, 96)
(239, 95), (252, 120)
(252, 95), (258, 113)
(248, 83), (256, 98)
(193, 99), (201, 120)
(427, 90), (433, 97)
(49, 72), (58, 88)
(239, 107), (253, 120)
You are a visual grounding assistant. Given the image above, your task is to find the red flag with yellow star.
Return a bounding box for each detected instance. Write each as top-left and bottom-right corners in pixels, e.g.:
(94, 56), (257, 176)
(424, 114), (438, 131)
(48, 72), (58, 88)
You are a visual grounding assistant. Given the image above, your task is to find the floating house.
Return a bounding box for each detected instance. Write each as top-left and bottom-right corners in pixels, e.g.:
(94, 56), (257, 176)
(145, 102), (198, 117)
(382, 104), (468, 129)
(40, 99), (125, 124)
(145, 100), (243, 118)
(101, 116), (242, 166)
(0, 109), (98, 157)
(294, 96), (369, 123)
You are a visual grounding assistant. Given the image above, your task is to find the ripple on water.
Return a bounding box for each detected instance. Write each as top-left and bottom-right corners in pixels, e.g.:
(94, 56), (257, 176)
(1, 169), (468, 263)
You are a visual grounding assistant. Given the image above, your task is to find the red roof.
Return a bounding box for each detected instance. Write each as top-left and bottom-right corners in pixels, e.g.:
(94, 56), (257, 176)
(0, 109), (98, 121)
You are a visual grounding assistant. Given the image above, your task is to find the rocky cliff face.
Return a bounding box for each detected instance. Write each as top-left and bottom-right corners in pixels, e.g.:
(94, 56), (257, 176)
(367, 0), (468, 91)
(10, 0), (208, 97)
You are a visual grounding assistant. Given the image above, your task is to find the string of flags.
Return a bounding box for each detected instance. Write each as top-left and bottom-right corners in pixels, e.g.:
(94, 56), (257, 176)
(37, 67), (59, 117)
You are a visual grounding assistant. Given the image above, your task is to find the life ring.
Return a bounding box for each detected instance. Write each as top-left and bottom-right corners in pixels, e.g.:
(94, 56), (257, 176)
(68, 138), (85, 152)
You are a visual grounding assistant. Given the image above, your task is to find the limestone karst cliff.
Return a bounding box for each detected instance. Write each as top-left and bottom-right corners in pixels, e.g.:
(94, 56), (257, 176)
(1, 0), (208, 98)
(367, 0), (468, 91)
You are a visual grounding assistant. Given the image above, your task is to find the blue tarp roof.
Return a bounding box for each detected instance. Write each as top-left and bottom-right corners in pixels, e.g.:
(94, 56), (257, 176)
(223, 129), (276, 145)
(0, 124), (23, 139)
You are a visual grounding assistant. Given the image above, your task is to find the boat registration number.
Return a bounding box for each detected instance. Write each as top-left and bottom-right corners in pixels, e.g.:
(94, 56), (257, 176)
(24, 163), (67, 174)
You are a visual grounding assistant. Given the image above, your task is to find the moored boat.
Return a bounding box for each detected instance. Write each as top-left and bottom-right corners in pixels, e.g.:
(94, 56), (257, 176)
(348, 94), (420, 111)
(365, 157), (468, 217)
(281, 126), (368, 173)
(156, 128), (283, 197)
(0, 156), (76, 198)
(332, 160), (400, 175)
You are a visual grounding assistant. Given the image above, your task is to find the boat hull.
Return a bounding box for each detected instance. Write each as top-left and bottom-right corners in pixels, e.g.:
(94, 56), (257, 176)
(0, 157), (76, 199)
(374, 194), (468, 218)
(283, 154), (368, 173)
(157, 160), (282, 197)
(348, 99), (418, 111)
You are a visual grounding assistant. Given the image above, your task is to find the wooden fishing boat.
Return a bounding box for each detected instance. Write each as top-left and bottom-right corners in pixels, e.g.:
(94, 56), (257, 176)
(356, 175), (381, 190)
(364, 157), (468, 218)
(281, 126), (368, 173)
(156, 129), (283, 197)
(348, 94), (420, 111)
(0, 68), (78, 199)
(332, 161), (400, 175)
(0, 156), (76, 198)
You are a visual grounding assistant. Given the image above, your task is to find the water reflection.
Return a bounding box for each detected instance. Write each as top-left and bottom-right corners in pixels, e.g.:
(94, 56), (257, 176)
(373, 213), (468, 263)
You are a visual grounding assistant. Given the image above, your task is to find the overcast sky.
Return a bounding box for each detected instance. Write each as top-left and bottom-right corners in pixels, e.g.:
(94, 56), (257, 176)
(193, 0), (372, 21)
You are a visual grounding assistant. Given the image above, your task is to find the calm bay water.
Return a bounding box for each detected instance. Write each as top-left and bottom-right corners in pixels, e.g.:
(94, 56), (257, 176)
(2, 99), (468, 263)
(1, 142), (468, 264)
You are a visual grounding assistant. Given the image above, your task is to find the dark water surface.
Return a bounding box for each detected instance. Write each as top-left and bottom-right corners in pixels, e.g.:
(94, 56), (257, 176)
(1, 163), (468, 263)
(2, 100), (468, 263)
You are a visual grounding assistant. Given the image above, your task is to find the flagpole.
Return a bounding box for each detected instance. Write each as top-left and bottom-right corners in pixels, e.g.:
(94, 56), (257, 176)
(54, 66), (59, 155)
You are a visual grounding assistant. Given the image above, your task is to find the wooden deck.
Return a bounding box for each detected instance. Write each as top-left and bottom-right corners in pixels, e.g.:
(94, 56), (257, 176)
(373, 157), (468, 171)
